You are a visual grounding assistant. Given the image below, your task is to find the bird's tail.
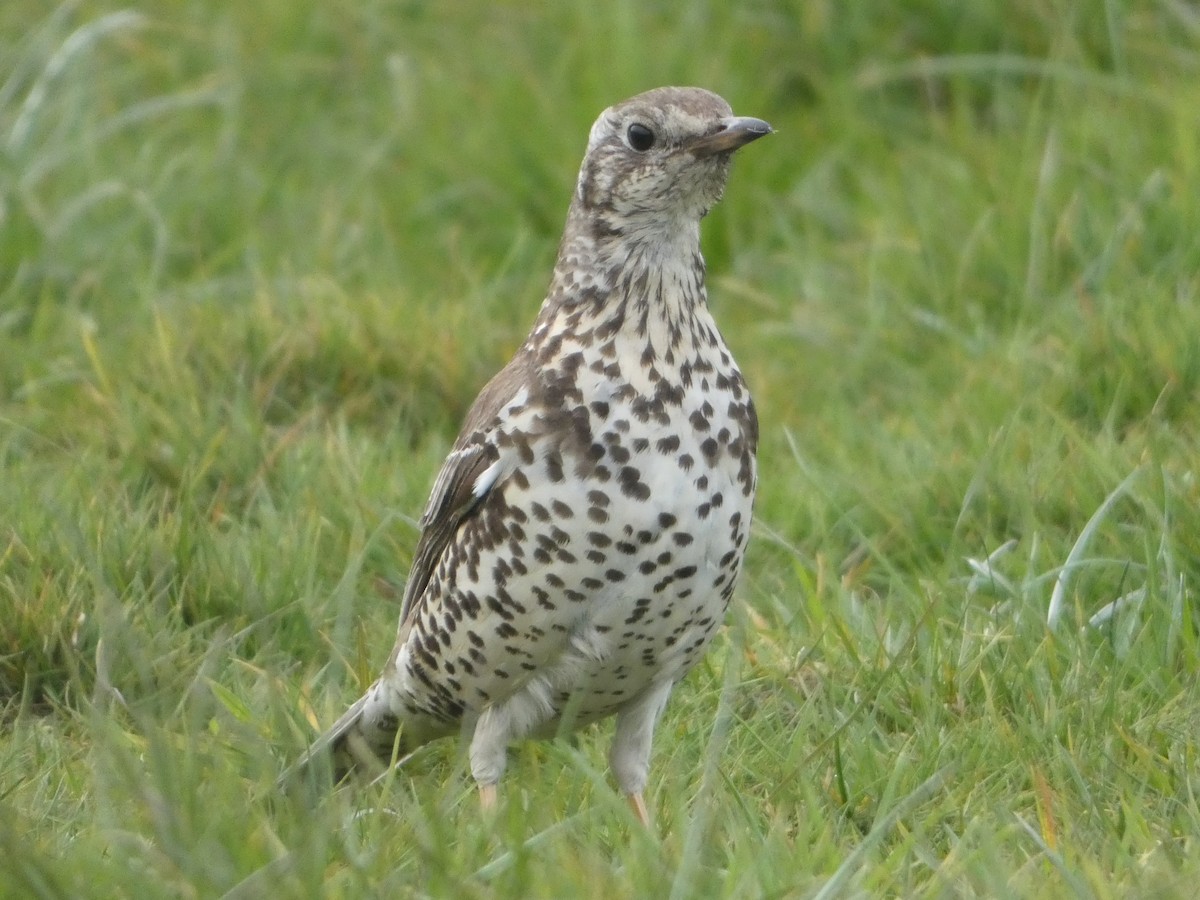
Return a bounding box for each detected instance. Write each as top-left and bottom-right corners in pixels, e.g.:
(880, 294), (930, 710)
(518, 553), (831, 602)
(278, 681), (408, 792)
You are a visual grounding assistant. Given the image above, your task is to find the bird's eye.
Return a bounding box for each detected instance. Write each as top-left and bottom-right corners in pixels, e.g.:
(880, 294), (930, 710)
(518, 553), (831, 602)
(626, 123), (655, 152)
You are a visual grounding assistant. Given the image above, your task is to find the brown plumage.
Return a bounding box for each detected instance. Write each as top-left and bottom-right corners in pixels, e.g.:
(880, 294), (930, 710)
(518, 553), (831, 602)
(287, 87), (770, 825)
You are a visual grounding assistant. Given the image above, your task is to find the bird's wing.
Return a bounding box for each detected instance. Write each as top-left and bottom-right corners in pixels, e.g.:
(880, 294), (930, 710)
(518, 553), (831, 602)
(396, 352), (534, 627)
(396, 443), (494, 625)
(278, 356), (536, 789)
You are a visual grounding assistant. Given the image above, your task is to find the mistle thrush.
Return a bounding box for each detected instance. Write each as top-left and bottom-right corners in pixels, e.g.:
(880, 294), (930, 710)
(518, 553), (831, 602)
(292, 87), (770, 825)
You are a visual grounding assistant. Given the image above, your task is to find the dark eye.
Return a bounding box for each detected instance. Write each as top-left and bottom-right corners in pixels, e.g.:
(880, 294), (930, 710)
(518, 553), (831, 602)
(626, 123), (655, 152)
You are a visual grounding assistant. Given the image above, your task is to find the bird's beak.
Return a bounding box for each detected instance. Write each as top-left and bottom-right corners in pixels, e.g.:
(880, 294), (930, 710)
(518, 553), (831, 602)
(689, 116), (773, 158)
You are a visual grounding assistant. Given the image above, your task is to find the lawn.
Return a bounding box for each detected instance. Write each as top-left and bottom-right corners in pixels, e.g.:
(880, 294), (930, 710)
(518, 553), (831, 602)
(2, 1), (1199, 896)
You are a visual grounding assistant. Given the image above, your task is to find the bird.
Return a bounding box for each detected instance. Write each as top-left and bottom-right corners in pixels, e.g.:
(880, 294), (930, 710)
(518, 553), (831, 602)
(289, 86), (770, 826)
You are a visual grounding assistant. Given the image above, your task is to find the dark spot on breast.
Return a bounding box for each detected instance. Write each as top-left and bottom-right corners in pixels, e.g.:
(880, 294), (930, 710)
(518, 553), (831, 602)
(618, 466), (650, 501)
(546, 449), (565, 482)
(516, 437), (535, 465)
(656, 435), (680, 454)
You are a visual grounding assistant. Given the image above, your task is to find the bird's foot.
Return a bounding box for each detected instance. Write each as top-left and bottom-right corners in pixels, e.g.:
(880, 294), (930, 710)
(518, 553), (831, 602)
(627, 792), (651, 827)
(478, 782), (498, 814)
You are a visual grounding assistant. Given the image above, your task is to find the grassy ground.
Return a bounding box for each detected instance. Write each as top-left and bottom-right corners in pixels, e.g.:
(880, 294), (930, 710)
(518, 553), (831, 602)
(2, 0), (1199, 896)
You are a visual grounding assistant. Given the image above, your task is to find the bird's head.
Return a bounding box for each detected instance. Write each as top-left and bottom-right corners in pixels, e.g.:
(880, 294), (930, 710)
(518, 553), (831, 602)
(572, 86), (772, 238)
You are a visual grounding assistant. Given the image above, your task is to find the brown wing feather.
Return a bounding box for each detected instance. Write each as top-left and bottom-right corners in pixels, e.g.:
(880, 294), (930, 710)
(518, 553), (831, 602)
(396, 351), (534, 627)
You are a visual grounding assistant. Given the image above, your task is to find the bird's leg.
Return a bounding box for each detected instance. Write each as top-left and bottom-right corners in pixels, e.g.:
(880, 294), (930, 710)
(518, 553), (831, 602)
(627, 791), (651, 827)
(610, 680), (674, 826)
(469, 706), (512, 816)
(478, 782), (498, 813)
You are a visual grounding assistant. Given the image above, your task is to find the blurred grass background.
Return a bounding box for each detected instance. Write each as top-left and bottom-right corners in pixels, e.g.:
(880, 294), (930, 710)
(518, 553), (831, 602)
(2, 0), (1199, 896)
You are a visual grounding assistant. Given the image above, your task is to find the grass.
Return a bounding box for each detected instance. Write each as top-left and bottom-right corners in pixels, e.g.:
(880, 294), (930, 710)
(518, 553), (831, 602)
(2, 0), (1199, 895)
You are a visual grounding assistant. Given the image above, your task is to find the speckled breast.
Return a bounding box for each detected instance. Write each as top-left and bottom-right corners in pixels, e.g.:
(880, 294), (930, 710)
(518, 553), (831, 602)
(397, 341), (757, 730)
